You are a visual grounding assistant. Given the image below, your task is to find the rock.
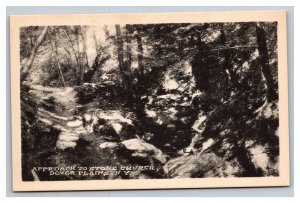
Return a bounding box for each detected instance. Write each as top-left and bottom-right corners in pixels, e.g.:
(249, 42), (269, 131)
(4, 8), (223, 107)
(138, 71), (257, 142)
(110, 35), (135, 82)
(167, 124), (176, 129)
(166, 107), (178, 120)
(120, 139), (167, 164)
(248, 144), (278, 175)
(164, 153), (228, 178)
(192, 113), (207, 133)
(155, 119), (164, 125)
(95, 120), (136, 141)
(56, 132), (79, 150)
(67, 120), (83, 128)
(90, 117), (106, 133)
(157, 94), (181, 101)
(59, 132), (79, 142)
(142, 132), (154, 141)
(110, 122), (123, 134)
(178, 147), (195, 156)
(83, 83), (97, 88)
(97, 110), (133, 125)
(99, 125), (120, 141)
(38, 117), (53, 125)
(147, 97), (154, 105)
(98, 142), (119, 149)
(199, 138), (214, 154)
(119, 123), (136, 140)
(56, 140), (77, 150)
(145, 109), (157, 118)
(83, 113), (92, 122)
(163, 77), (179, 90)
(74, 126), (88, 134)
(191, 91), (203, 103)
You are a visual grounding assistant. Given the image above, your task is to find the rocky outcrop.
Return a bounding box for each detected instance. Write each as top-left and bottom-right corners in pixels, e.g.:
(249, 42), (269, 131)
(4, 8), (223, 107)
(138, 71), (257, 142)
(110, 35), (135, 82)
(163, 152), (241, 178)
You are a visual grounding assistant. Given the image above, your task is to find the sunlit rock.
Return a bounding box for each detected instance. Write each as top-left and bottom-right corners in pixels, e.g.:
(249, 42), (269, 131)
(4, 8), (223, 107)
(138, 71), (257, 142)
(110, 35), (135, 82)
(56, 140), (77, 150)
(120, 139), (167, 164)
(59, 132), (79, 142)
(67, 120), (83, 128)
(98, 142), (118, 149)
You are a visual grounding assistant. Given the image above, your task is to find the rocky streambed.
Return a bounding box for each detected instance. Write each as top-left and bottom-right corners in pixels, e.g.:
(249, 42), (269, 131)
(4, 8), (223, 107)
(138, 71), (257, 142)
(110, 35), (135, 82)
(23, 84), (170, 180)
(21, 83), (275, 181)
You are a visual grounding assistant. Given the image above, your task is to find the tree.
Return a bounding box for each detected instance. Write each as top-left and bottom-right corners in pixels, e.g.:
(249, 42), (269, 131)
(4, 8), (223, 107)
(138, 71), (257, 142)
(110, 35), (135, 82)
(21, 26), (48, 80)
(115, 25), (126, 88)
(48, 27), (66, 87)
(219, 24), (240, 88)
(256, 23), (278, 102)
(136, 26), (144, 77)
(80, 26), (89, 85)
(191, 24), (216, 92)
(92, 28), (98, 52)
(115, 24), (134, 108)
(125, 24), (132, 70)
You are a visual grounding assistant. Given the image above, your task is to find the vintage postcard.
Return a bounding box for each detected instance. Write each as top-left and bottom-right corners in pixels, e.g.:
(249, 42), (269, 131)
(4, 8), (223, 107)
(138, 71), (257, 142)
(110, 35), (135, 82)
(10, 10), (289, 191)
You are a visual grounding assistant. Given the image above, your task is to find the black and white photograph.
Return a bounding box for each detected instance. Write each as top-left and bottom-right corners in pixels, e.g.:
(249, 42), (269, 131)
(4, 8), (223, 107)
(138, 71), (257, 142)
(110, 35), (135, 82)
(10, 11), (289, 191)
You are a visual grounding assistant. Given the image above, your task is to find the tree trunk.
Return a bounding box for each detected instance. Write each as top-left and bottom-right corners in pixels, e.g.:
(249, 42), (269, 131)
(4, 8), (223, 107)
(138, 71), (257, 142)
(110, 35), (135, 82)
(220, 24), (240, 88)
(93, 29), (98, 52)
(81, 26), (88, 84)
(256, 24), (278, 102)
(51, 28), (66, 87)
(115, 25), (127, 89)
(64, 27), (82, 85)
(21, 26), (48, 81)
(136, 28), (144, 77)
(125, 24), (132, 70)
(73, 26), (83, 86)
(134, 27), (147, 121)
(191, 27), (210, 92)
(115, 25), (134, 108)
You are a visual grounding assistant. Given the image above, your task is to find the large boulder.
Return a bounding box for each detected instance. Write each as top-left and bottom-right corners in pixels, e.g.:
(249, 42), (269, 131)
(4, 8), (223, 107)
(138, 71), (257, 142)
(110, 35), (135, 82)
(163, 152), (240, 178)
(88, 110), (136, 141)
(119, 139), (167, 164)
(98, 124), (120, 141)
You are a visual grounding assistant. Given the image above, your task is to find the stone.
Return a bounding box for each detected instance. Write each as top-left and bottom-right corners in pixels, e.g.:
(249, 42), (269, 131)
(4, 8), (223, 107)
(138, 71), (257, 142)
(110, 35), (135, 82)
(56, 131), (79, 150)
(59, 132), (79, 142)
(98, 142), (119, 149)
(83, 114), (92, 122)
(120, 139), (167, 164)
(163, 153), (226, 178)
(56, 140), (77, 150)
(110, 123), (123, 134)
(67, 120), (83, 128)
